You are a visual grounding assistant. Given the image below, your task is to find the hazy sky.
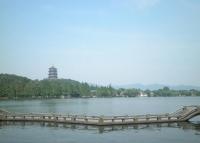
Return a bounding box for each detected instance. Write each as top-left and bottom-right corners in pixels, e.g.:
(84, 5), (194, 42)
(0, 0), (200, 86)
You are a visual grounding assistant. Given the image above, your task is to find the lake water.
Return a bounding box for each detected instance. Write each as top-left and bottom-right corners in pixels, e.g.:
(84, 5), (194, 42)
(0, 97), (200, 143)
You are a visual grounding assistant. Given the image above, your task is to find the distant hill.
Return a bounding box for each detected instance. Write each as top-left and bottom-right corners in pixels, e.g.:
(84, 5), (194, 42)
(114, 83), (200, 91)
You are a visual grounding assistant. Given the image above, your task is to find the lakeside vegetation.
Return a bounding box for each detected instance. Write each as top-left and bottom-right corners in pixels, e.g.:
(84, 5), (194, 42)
(0, 74), (200, 99)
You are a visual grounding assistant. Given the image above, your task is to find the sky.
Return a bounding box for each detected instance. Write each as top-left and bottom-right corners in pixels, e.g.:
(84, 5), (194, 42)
(0, 0), (200, 86)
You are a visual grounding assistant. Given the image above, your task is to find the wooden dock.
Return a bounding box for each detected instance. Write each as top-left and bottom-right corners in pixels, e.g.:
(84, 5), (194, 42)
(0, 105), (200, 126)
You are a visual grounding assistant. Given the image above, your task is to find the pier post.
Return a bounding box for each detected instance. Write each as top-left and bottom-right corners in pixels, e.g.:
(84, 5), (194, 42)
(52, 116), (57, 121)
(112, 118), (114, 123)
(63, 117), (67, 121)
(146, 115), (150, 121)
(98, 116), (104, 125)
(84, 117), (88, 123)
(157, 116), (161, 121)
(133, 118), (138, 122)
(71, 116), (76, 122)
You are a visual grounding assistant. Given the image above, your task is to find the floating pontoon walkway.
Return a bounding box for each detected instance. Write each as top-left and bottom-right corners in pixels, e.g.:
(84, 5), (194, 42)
(0, 106), (200, 126)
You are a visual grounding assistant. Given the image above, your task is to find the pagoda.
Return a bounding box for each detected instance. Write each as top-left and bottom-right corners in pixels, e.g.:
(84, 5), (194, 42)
(48, 66), (57, 79)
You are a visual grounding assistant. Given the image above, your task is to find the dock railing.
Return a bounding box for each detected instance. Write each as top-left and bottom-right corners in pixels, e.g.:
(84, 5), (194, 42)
(1, 105), (200, 126)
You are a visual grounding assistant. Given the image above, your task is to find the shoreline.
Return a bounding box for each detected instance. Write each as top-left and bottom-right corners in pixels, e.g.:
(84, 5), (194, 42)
(0, 95), (199, 101)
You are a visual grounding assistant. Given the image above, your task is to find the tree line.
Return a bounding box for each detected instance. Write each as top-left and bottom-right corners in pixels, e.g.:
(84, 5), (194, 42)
(0, 74), (200, 99)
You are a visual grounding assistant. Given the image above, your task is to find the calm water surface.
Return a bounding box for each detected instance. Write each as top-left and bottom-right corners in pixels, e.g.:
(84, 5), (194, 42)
(0, 97), (200, 143)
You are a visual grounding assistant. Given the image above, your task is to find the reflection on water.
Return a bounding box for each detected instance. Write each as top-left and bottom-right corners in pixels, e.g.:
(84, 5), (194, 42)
(0, 121), (200, 134)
